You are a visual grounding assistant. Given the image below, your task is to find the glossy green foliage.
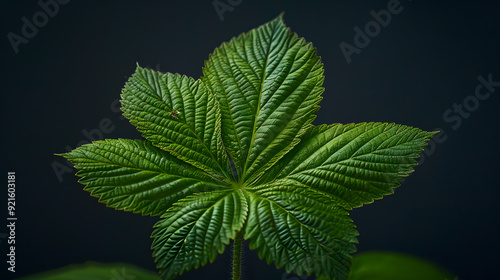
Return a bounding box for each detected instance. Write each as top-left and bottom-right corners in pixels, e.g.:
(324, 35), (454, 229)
(61, 15), (435, 280)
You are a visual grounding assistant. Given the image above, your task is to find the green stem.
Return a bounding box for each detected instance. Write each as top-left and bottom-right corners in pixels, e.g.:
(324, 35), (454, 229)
(232, 231), (243, 280)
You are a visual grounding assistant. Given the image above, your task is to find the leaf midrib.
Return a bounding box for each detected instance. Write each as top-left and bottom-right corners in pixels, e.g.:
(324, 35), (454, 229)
(285, 124), (420, 178)
(76, 146), (225, 186)
(241, 22), (278, 183)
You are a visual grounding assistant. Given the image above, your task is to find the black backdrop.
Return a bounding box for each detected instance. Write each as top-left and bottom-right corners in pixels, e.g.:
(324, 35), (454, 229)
(1, 0), (499, 279)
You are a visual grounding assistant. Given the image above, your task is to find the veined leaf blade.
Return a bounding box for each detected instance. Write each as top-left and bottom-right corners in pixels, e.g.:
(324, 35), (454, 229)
(267, 122), (436, 209)
(121, 66), (229, 180)
(61, 139), (225, 217)
(244, 181), (357, 280)
(152, 190), (248, 280)
(202, 15), (324, 183)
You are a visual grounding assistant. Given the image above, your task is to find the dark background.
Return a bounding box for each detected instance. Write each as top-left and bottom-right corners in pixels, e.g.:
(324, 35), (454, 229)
(1, 0), (499, 279)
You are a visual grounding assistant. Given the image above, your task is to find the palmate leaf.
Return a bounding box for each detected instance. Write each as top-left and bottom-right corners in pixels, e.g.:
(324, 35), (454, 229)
(61, 14), (436, 280)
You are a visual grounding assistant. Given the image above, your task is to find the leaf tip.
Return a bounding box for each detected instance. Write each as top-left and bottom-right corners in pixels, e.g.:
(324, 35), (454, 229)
(55, 151), (73, 160)
(277, 11), (286, 21)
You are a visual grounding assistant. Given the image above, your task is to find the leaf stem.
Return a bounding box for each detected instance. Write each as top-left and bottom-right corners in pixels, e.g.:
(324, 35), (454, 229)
(232, 231), (243, 280)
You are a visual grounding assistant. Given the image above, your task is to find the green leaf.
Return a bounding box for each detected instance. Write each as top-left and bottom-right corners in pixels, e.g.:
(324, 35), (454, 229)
(15, 261), (161, 280)
(202, 14), (324, 183)
(244, 181), (358, 280)
(260, 122), (436, 209)
(62, 139), (225, 217)
(60, 14), (437, 280)
(348, 252), (455, 280)
(121, 66), (229, 180)
(151, 190), (248, 280)
(318, 251), (455, 280)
